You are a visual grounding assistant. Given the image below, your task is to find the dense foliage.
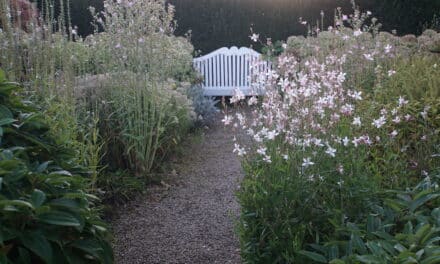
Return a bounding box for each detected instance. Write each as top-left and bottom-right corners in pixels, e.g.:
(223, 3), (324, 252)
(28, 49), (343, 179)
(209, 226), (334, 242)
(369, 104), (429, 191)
(0, 71), (112, 263)
(226, 5), (440, 263)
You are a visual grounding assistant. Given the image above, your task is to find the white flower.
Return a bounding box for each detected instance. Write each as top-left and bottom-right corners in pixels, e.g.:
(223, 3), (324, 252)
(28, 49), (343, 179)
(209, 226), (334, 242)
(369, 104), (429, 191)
(283, 154), (289, 160)
(248, 96), (258, 106)
(392, 116), (401, 124)
(363, 53), (374, 61)
(263, 155), (272, 163)
(352, 116), (362, 127)
(398, 96), (409, 106)
(257, 147), (267, 156)
(230, 88), (245, 103)
(233, 143), (247, 156)
(349, 90), (363, 100)
(354, 29), (362, 37)
(342, 137), (350, 146)
(325, 145), (337, 157)
(250, 33), (259, 42)
(384, 44), (392, 54)
(390, 130), (398, 138)
(266, 130), (278, 140)
(372, 116), (386, 128)
(388, 70), (396, 76)
(302, 157), (315, 168)
(367, 11), (372, 15)
(222, 115), (233, 125)
(342, 15), (348, 21)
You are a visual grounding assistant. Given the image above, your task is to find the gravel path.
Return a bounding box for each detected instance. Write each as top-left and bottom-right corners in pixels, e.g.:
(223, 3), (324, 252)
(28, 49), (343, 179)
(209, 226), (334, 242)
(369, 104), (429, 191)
(112, 115), (242, 264)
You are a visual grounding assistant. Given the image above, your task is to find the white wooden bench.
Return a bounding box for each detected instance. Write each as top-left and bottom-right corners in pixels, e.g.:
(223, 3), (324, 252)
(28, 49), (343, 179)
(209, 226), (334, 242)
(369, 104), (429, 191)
(193, 46), (270, 96)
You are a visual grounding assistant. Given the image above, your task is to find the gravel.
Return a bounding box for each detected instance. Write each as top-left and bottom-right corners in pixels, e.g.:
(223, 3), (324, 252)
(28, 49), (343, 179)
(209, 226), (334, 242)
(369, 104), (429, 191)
(112, 114), (242, 264)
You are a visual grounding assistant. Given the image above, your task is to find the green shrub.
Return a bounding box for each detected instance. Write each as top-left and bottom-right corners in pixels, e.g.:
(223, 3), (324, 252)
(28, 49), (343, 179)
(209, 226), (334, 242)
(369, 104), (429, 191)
(300, 170), (440, 264)
(0, 71), (113, 263)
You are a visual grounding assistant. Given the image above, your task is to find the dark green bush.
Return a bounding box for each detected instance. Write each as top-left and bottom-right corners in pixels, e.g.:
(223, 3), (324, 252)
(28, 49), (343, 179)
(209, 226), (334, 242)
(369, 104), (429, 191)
(0, 70), (113, 263)
(300, 169), (440, 264)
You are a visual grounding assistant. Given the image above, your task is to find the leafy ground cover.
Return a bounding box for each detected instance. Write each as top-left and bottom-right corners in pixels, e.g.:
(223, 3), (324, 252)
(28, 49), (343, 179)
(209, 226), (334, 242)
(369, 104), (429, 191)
(225, 2), (440, 263)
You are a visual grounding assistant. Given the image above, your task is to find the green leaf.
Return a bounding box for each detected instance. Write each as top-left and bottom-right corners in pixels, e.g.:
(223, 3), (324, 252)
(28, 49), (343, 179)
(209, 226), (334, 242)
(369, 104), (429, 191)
(298, 250), (327, 263)
(410, 193), (440, 212)
(70, 239), (104, 260)
(31, 189), (46, 208)
(49, 170), (72, 176)
(356, 254), (383, 263)
(37, 161), (51, 173)
(420, 255), (440, 264)
(37, 211), (82, 227)
(0, 200), (34, 210)
(0, 69), (5, 82)
(351, 234), (367, 254)
(0, 105), (13, 120)
(17, 247), (31, 263)
(330, 260), (346, 264)
(20, 232), (53, 264)
(0, 177), (2, 191)
(0, 118), (15, 127)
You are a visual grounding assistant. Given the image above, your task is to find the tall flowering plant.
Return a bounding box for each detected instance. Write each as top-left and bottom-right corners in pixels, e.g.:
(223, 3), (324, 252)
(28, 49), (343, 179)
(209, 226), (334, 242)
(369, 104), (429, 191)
(228, 6), (440, 262)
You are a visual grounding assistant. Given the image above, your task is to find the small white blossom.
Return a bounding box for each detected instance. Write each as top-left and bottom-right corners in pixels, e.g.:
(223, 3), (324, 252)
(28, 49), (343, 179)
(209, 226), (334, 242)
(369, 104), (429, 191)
(352, 116), (362, 127)
(388, 70), (396, 76)
(257, 147), (267, 156)
(363, 53), (374, 61)
(325, 145), (337, 157)
(302, 157), (315, 168)
(222, 115), (233, 125)
(398, 96), (409, 107)
(342, 137), (350, 146)
(250, 33), (259, 42)
(372, 116), (386, 128)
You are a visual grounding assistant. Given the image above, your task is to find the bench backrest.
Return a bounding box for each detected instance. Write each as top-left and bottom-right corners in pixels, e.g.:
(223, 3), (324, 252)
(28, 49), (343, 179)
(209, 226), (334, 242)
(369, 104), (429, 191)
(193, 46), (270, 96)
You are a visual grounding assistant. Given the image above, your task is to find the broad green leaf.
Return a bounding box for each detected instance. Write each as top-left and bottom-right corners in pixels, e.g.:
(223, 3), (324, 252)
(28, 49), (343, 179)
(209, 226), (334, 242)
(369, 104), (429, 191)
(410, 193), (440, 212)
(355, 254), (383, 263)
(414, 224), (431, 245)
(37, 161), (51, 173)
(420, 255), (440, 264)
(31, 189), (46, 208)
(394, 243), (407, 252)
(49, 170), (72, 176)
(0, 105), (13, 120)
(330, 260), (346, 264)
(17, 247), (31, 263)
(20, 232), (53, 264)
(0, 118), (15, 127)
(298, 250), (327, 263)
(49, 198), (80, 211)
(351, 234), (367, 254)
(70, 239), (104, 260)
(0, 200), (34, 210)
(37, 211), (82, 227)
